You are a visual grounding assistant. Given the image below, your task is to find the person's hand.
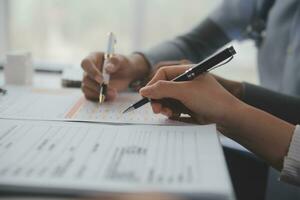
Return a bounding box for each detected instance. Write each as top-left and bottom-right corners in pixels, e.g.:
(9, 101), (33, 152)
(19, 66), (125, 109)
(139, 65), (241, 125)
(153, 60), (244, 100)
(212, 75), (244, 100)
(81, 53), (150, 101)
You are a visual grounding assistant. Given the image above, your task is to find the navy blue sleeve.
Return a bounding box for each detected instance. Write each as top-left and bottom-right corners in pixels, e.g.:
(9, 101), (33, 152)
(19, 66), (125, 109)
(243, 83), (300, 125)
(142, 0), (261, 68)
(142, 19), (230, 67)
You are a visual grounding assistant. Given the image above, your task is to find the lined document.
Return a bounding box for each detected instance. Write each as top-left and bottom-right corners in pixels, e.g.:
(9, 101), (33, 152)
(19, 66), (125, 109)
(0, 120), (233, 198)
(0, 86), (179, 125)
(64, 94), (180, 125)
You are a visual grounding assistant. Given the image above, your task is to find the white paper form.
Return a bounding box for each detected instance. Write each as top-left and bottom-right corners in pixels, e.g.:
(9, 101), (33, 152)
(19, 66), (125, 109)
(0, 86), (179, 125)
(64, 93), (180, 125)
(0, 120), (233, 199)
(0, 87), (81, 119)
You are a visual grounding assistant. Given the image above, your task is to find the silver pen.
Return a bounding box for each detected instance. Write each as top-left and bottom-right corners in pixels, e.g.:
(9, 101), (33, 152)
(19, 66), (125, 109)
(99, 32), (117, 103)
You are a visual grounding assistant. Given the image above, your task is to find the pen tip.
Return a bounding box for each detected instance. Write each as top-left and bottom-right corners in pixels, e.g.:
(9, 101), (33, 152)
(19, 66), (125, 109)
(99, 95), (105, 104)
(122, 106), (134, 114)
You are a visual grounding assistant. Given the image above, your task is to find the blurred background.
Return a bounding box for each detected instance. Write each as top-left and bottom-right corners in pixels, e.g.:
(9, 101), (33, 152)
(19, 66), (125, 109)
(0, 0), (258, 83)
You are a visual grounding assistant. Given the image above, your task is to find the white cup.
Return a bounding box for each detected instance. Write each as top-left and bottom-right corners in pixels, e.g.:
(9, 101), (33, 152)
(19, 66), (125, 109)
(4, 52), (33, 85)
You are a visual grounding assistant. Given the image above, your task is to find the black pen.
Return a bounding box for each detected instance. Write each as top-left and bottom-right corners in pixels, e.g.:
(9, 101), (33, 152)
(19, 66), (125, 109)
(122, 46), (236, 114)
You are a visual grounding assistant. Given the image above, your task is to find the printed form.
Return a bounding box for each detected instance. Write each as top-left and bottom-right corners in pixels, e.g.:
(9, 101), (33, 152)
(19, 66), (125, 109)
(0, 119), (233, 199)
(0, 86), (178, 125)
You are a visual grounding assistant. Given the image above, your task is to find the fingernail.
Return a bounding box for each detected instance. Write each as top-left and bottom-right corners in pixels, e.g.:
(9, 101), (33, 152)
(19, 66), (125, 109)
(106, 64), (114, 72)
(140, 86), (150, 92)
(140, 89), (149, 96)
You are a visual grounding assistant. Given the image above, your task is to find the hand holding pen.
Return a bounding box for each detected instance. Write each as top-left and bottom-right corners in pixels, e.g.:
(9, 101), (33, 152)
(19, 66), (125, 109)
(137, 64), (243, 126)
(81, 37), (150, 102)
(123, 46), (236, 113)
(137, 53), (239, 124)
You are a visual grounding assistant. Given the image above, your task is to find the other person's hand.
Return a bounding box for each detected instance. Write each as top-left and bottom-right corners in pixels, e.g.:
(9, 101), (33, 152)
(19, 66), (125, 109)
(81, 53), (150, 101)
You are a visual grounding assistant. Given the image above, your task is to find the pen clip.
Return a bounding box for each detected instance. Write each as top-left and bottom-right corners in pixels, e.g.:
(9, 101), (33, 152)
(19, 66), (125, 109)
(208, 56), (233, 72)
(184, 65), (198, 80)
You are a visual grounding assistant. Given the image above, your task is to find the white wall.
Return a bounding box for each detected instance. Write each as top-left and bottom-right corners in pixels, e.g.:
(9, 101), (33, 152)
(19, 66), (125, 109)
(0, 0), (9, 58)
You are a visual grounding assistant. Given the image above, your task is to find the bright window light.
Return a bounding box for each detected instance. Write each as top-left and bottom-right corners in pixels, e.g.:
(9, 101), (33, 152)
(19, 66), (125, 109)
(5, 0), (258, 83)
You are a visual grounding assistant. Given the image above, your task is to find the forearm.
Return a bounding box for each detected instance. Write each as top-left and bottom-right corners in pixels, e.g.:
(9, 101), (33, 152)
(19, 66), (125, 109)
(128, 53), (151, 82)
(217, 80), (300, 125)
(128, 19), (229, 83)
(142, 18), (230, 67)
(137, 0), (261, 68)
(221, 102), (295, 170)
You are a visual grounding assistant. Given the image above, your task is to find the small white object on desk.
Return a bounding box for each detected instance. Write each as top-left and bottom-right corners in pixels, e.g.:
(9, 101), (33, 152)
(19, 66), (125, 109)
(4, 52), (33, 85)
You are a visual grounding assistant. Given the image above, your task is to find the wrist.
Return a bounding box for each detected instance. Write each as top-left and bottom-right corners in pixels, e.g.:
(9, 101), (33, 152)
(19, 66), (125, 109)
(216, 97), (249, 135)
(232, 81), (244, 100)
(128, 53), (151, 82)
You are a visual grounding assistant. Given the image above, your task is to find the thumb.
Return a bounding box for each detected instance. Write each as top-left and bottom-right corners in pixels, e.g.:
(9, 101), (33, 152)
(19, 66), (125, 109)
(140, 80), (183, 100)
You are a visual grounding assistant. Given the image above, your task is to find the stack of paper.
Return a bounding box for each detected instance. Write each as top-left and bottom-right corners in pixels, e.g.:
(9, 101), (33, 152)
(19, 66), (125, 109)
(0, 86), (235, 200)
